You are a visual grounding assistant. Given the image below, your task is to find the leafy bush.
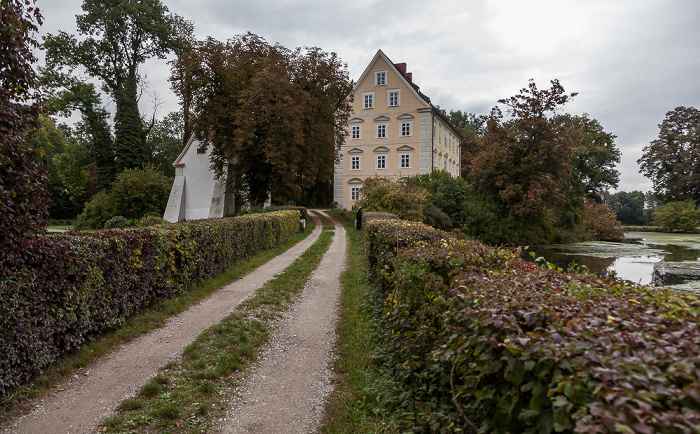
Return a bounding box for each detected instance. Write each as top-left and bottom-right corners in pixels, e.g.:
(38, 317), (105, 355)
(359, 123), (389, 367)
(365, 216), (700, 433)
(104, 215), (128, 229)
(407, 170), (470, 228)
(110, 166), (172, 220)
(653, 200), (700, 232)
(73, 191), (115, 230)
(358, 177), (429, 222)
(0, 211), (299, 396)
(134, 213), (166, 227)
(584, 198), (625, 241)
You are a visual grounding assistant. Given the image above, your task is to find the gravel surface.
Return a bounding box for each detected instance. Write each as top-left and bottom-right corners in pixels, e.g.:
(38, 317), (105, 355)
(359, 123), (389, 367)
(2, 216), (324, 434)
(217, 211), (346, 433)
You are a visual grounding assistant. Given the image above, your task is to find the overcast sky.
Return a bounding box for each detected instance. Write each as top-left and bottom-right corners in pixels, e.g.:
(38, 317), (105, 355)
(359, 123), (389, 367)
(35, 0), (700, 192)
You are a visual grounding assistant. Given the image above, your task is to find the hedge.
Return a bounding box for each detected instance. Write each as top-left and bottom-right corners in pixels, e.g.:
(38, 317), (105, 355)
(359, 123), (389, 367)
(364, 215), (700, 433)
(0, 211), (299, 396)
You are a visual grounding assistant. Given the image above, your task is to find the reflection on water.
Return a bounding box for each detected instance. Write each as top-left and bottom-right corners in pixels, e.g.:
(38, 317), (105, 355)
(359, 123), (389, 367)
(528, 232), (700, 292)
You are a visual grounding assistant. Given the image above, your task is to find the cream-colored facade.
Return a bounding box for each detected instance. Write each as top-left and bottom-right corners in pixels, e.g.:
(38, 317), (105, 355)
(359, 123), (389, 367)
(334, 49), (462, 209)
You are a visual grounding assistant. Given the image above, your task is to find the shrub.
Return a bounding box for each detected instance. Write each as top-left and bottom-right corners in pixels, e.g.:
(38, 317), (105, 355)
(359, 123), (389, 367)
(407, 170), (470, 228)
(73, 191), (115, 230)
(0, 211), (299, 396)
(358, 177), (429, 222)
(134, 213), (166, 227)
(365, 215), (700, 433)
(653, 200), (700, 232)
(104, 216), (128, 229)
(110, 166), (172, 220)
(584, 198), (625, 241)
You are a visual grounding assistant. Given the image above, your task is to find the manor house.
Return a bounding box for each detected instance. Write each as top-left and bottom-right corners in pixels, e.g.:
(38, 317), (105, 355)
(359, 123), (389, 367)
(333, 49), (462, 210)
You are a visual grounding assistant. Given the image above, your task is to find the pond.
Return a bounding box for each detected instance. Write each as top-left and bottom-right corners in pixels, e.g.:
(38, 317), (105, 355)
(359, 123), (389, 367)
(528, 232), (700, 294)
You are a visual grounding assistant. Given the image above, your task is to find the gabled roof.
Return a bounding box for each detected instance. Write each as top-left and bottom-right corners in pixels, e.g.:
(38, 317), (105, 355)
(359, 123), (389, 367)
(353, 49), (463, 140)
(172, 134), (199, 167)
(353, 49), (432, 108)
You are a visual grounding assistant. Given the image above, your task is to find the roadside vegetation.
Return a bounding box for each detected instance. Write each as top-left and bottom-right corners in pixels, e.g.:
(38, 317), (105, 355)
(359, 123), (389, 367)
(100, 214), (335, 432)
(0, 219), (314, 427)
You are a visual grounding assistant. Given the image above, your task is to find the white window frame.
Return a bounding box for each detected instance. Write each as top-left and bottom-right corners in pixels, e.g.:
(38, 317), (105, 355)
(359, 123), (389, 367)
(400, 121), (412, 137)
(350, 155), (361, 170)
(350, 186), (361, 201)
(399, 153), (412, 169)
(351, 125), (361, 139)
(439, 124), (442, 142)
(376, 154), (387, 170)
(375, 71), (387, 86)
(376, 123), (387, 139)
(388, 89), (400, 107)
(363, 92), (374, 109)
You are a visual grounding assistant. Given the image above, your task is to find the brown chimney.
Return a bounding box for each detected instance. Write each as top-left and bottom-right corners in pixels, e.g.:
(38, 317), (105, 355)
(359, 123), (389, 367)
(406, 72), (412, 82)
(394, 62), (407, 74)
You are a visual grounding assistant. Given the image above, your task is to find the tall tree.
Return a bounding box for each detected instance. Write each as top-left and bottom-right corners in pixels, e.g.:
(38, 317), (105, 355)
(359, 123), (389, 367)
(41, 69), (115, 189)
(638, 106), (700, 203)
(171, 33), (352, 205)
(463, 80), (577, 219)
(557, 113), (621, 202)
(43, 0), (192, 172)
(0, 0), (49, 274)
(603, 190), (645, 226)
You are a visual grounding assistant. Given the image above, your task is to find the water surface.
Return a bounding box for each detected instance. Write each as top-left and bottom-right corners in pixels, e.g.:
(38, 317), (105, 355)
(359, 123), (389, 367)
(529, 232), (700, 293)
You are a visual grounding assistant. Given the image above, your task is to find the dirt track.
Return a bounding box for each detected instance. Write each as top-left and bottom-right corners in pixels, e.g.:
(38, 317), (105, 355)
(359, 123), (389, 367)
(3, 212), (345, 433)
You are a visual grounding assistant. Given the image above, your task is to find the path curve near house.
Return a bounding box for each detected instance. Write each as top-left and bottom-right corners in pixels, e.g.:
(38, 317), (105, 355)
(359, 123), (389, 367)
(217, 210), (347, 433)
(3, 215), (324, 434)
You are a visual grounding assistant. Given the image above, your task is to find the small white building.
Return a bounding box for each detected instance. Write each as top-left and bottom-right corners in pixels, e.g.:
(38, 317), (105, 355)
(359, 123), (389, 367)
(163, 136), (234, 222)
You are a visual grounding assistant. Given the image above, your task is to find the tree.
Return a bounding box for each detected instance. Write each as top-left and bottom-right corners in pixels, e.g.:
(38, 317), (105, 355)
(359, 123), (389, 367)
(407, 170), (471, 229)
(43, 0), (192, 172)
(638, 106), (700, 203)
(0, 0), (50, 274)
(145, 111), (184, 177)
(41, 68), (115, 189)
(357, 177), (429, 222)
(171, 34), (353, 205)
(557, 113), (620, 202)
(584, 199), (624, 241)
(653, 200), (700, 233)
(26, 115), (95, 219)
(604, 190), (645, 226)
(463, 80), (577, 221)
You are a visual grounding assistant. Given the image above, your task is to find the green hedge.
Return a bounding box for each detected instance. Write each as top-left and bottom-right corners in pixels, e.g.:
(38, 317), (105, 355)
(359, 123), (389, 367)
(365, 216), (700, 433)
(0, 211), (299, 396)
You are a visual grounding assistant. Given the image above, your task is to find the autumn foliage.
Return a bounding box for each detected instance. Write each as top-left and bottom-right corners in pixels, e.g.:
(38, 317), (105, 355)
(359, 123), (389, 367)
(363, 213), (700, 432)
(171, 33), (353, 205)
(0, 0), (50, 276)
(0, 211), (299, 396)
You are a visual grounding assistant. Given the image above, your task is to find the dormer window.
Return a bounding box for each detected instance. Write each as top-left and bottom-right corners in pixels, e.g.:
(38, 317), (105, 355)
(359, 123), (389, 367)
(375, 71), (387, 86)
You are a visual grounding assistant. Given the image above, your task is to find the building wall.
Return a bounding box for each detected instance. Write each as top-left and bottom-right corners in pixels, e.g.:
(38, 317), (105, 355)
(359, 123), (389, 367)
(336, 51), (462, 210)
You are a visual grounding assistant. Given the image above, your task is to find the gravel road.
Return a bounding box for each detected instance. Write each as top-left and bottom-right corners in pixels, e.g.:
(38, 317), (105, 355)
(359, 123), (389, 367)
(3, 213), (332, 434)
(217, 210), (346, 433)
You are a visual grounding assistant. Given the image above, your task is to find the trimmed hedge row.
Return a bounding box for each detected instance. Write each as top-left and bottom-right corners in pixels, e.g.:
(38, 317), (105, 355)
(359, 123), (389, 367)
(0, 211), (300, 396)
(363, 214), (700, 433)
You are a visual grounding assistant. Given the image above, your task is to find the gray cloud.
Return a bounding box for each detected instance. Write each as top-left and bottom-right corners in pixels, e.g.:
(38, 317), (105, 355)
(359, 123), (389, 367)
(36, 0), (700, 192)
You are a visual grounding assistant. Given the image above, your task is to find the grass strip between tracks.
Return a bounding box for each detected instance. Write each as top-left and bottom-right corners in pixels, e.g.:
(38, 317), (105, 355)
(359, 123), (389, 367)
(101, 216), (335, 432)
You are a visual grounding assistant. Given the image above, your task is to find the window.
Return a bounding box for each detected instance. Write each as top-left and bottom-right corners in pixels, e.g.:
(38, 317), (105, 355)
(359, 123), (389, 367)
(433, 122), (436, 139)
(439, 124), (442, 142)
(400, 121), (412, 137)
(444, 159), (448, 170)
(444, 132), (447, 146)
(376, 154), (387, 169)
(376, 123), (387, 138)
(350, 186), (361, 201)
(350, 155), (361, 170)
(375, 71), (387, 86)
(400, 153), (411, 168)
(363, 92), (374, 109)
(351, 125), (361, 139)
(388, 90), (400, 107)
